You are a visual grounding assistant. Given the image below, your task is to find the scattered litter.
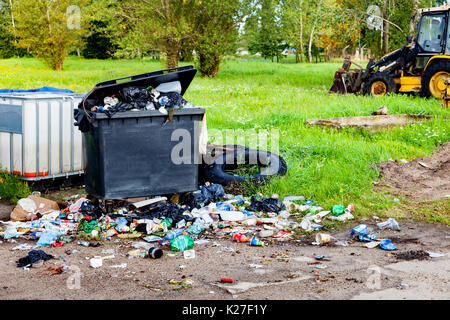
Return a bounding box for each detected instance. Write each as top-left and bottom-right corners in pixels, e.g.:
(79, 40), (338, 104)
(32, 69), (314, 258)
(12, 244), (34, 251)
(183, 249), (196, 259)
(335, 240), (349, 247)
(315, 233), (331, 245)
(194, 239), (209, 245)
(426, 252), (445, 258)
(380, 239), (397, 251)
(39, 266), (64, 275)
(397, 283), (409, 289)
(128, 250), (148, 258)
(148, 247), (163, 259)
(418, 162), (430, 168)
(90, 256), (103, 268)
(315, 255), (332, 261)
(327, 211), (354, 221)
(377, 218), (401, 231)
(249, 264), (264, 269)
(16, 250), (53, 268)
(363, 241), (380, 249)
(250, 236), (264, 246)
(110, 263), (127, 268)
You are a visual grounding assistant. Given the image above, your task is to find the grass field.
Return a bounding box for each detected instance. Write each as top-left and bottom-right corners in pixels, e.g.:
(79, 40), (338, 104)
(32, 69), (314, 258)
(0, 56), (449, 222)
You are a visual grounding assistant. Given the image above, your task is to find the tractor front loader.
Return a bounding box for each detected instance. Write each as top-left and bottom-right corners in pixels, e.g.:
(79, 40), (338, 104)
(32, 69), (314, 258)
(331, 5), (450, 100)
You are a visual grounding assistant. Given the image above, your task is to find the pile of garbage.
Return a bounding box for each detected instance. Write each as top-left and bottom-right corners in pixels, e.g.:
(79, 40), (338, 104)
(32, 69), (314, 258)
(89, 81), (195, 117)
(0, 182), (403, 267)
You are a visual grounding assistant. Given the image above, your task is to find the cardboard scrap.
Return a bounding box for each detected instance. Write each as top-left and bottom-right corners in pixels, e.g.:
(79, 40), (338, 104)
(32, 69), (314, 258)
(10, 195), (60, 222)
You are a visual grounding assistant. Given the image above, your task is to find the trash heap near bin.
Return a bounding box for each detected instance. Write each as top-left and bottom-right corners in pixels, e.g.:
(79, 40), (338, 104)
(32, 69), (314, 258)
(1, 181), (406, 269)
(3, 184), (350, 251)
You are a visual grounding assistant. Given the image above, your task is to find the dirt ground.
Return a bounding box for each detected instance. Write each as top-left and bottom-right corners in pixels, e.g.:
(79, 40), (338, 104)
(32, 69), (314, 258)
(0, 219), (449, 300)
(377, 142), (450, 201)
(0, 200), (13, 222)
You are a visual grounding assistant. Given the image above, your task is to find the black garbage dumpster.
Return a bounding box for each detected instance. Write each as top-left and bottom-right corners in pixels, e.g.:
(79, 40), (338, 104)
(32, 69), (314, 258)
(75, 66), (205, 199)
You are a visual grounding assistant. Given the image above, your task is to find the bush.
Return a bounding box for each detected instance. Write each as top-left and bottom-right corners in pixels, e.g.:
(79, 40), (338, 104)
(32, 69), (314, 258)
(0, 171), (30, 204)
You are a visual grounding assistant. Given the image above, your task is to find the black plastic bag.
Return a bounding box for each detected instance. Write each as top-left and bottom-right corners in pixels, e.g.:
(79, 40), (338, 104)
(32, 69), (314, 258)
(103, 102), (134, 117)
(246, 197), (285, 213)
(119, 86), (151, 109)
(16, 250), (54, 268)
(185, 191), (208, 209)
(139, 202), (193, 223)
(200, 184), (225, 203)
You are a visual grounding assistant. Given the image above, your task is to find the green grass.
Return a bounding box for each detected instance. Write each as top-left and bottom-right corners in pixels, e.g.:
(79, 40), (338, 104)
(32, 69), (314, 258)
(0, 56), (449, 221)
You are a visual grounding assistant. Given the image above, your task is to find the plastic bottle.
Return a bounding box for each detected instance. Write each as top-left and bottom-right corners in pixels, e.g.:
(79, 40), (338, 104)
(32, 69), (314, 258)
(332, 205), (346, 216)
(170, 235), (194, 252)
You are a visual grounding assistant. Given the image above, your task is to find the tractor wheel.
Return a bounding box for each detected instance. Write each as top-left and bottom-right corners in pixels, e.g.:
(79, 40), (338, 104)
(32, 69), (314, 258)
(364, 73), (397, 97)
(421, 60), (450, 98)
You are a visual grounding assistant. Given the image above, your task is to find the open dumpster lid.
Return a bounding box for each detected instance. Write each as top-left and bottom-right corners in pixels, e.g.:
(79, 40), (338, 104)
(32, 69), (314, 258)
(80, 65), (197, 109)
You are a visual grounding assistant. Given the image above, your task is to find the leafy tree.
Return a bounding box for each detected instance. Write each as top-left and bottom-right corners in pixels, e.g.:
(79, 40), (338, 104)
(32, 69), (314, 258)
(192, 0), (250, 77)
(246, 0), (285, 62)
(0, 0), (26, 58)
(107, 0), (196, 67)
(11, 0), (90, 70)
(280, 0), (307, 62)
(82, 20), (116, 59)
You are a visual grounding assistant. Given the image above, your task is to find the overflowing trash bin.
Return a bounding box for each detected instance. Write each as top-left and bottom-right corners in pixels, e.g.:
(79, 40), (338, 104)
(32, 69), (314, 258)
(74, 66), (205, 199)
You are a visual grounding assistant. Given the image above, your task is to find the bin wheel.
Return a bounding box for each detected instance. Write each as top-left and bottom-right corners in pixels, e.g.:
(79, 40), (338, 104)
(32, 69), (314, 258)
(202, 148), (287, 185)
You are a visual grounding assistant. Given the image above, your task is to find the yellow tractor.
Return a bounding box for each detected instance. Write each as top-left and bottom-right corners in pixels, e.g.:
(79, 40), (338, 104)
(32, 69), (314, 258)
(330, 5), (450, 101)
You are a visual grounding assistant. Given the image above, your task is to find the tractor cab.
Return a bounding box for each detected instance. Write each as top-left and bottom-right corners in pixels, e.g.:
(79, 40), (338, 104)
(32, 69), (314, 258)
(414, 7), (450, 69)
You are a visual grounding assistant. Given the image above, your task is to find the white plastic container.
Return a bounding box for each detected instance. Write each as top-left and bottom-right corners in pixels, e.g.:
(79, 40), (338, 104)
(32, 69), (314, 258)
(0, 92), (85, 180)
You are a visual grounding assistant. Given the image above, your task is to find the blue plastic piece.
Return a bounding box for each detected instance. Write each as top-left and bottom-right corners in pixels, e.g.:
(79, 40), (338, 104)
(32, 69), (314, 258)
(0, 87), (74, 93)
(380, 239), (397, 251)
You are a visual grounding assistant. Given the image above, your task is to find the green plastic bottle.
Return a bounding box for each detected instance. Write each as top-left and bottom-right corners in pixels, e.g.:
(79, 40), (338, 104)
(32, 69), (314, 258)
(170, 235), (194, 252)
(332, 205), (345, 216)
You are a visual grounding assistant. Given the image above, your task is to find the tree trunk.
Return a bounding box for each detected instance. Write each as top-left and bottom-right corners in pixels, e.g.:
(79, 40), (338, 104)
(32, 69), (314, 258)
(308, 26), (315, 63)
(9, 0), (17, 47)
(382, 1), (389, 54)
(410, 0), (420, 35)
(198, 51), (220, 77)
(164, 40), (180, 69)
(299, 13), (304, 62)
